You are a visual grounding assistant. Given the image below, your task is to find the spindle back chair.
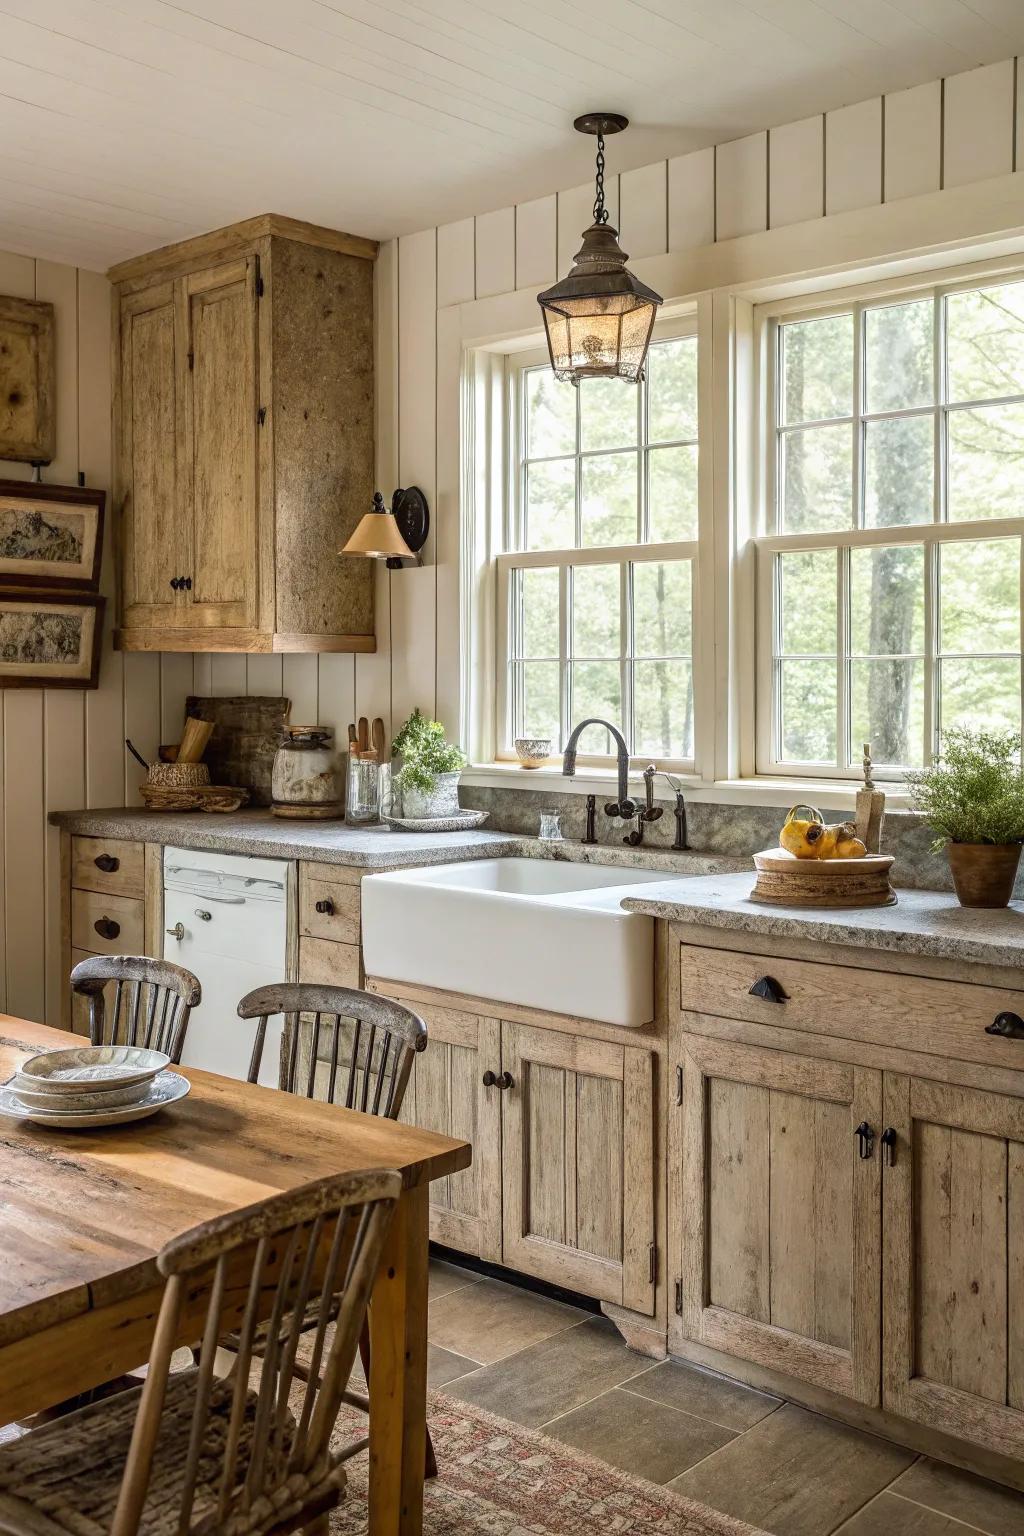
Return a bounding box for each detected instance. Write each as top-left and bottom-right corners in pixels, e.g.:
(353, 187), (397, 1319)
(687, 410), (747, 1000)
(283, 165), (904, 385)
(239, 982), (427, 1117)
(70, 954), (202, 1065)
(0, 1168), (400, 1536)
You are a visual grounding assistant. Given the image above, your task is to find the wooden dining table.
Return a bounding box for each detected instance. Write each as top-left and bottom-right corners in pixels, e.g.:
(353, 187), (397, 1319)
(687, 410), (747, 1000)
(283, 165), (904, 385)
(0, 1017), (471, 1535)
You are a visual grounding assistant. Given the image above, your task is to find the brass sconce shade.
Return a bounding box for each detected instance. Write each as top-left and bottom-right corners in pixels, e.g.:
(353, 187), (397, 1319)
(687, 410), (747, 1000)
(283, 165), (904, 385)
(538, 113), (662, 385)
(340, 488), (429, 570)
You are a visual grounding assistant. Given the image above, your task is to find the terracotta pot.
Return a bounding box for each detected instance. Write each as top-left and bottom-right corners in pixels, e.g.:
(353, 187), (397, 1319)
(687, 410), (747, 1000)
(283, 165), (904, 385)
(946, 842), (1022, 908)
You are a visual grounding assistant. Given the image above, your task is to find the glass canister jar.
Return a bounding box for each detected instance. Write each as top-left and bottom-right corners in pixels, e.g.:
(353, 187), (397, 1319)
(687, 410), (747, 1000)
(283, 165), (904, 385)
(271, 726), (344, 818)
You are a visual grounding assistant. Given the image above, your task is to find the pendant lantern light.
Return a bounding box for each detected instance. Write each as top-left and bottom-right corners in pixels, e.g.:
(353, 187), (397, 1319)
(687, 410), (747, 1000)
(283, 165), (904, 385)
(538, 113), (662, 385)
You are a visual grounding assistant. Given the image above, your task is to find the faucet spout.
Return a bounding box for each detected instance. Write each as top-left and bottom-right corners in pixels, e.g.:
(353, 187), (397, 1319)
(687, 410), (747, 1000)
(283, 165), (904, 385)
(561, 717), (631, 811)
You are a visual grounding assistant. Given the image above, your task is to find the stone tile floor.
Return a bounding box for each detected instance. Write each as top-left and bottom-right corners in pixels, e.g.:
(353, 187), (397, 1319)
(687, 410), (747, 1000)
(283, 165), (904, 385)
(428, 1259), (1024, 1536)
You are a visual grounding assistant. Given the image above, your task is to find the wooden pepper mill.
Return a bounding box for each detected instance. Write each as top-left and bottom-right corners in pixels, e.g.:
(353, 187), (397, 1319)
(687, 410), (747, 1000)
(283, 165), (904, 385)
(854, 741), (885, 854)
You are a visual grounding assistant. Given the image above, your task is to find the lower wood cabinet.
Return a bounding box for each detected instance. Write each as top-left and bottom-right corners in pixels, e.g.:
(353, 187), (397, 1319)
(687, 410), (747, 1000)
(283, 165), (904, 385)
(399, 1001), (501, 1262)
(677, 1033), (881, 1404)
(883, 1073), (1024, 1460)
(388, 990), (658, 1316)
(501, 1022), (655, 1312)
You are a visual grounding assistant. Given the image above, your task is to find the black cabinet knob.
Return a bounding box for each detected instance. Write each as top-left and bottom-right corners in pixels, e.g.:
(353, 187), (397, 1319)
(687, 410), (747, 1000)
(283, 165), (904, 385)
(169, 576), (181, 591)
(986, 1011), (1024, 1039)
(183, 576), (192, 591)
(93, 853), (119, 873)
(855, 1121), (875, 1159)
(315, 898), (335, 916)
(94, 916), (120, 941)
(749, 974), (788, 1004)
(881, 1127), (898, 1166)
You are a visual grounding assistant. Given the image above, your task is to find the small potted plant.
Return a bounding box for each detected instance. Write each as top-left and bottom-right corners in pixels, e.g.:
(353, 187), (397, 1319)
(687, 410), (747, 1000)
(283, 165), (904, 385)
(392, 709), (467, 819)
(906, 728), (1024, 908)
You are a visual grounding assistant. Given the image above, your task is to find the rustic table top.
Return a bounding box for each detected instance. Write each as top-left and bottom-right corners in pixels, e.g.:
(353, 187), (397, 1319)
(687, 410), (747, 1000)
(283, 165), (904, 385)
(0, 1017), (470, 1351)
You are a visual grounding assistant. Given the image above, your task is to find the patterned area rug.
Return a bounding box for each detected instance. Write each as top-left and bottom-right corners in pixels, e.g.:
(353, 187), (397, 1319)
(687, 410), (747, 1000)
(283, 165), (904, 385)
(330, 1391), (767, 1536)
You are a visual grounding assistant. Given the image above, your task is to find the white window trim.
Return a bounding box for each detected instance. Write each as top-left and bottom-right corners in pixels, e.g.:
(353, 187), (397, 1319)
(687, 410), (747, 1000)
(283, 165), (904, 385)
(751, 258), (1024, 781)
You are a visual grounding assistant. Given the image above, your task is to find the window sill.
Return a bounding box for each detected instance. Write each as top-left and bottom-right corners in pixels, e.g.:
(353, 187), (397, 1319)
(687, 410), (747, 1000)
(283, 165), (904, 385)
(460, 763), (912, 812)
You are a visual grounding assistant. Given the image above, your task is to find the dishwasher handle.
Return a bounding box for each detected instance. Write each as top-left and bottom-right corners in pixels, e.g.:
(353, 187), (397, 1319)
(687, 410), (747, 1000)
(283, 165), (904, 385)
(191, 892), (247, 906)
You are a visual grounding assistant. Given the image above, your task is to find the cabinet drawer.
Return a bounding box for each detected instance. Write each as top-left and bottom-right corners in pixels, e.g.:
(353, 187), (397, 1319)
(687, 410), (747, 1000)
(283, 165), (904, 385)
(71, 836), (145, 899)
(297, 936), (361, 990)
(71, 890), (144, 956)
(299, 864), (360, 944)
(679, 943), (1024, 1072)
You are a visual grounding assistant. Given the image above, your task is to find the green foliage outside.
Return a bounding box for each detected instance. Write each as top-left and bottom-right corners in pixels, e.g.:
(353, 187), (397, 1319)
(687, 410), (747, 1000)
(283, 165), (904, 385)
(519, 337), (698, 759)
(906, 728), (1024, 847)
(391, 710), (466, 795)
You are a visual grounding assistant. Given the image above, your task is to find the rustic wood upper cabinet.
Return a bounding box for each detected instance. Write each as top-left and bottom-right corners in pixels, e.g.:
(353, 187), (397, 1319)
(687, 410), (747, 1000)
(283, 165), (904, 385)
(111, 214), (377, 654)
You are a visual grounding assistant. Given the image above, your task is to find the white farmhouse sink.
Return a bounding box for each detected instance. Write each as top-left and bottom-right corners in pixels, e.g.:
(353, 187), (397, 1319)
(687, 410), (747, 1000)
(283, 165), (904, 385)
(361, 858), (666, 1027)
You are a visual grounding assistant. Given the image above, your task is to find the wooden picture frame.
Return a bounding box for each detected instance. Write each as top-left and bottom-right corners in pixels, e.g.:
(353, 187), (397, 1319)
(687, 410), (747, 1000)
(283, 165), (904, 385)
(0, 295), (55, 464)
(0, 480), (105, 590)
(0, 591), (104, 689)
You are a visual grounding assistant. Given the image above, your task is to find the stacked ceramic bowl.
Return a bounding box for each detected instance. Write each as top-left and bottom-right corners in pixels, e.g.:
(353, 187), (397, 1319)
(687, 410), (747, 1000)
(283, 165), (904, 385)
(0, 1044), (190, 1128)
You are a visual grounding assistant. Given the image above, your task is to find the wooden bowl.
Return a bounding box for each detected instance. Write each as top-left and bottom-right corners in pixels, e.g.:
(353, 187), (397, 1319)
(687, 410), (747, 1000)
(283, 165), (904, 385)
(146, 761), (210, 789)
(751, 847), (896, 908)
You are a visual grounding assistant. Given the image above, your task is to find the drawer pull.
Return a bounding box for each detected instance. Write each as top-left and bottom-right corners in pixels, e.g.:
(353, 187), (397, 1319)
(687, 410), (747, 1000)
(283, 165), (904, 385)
(482, 1070), (513, 1090)
(855, 1121), (875, 1159)
(749, 974), (788, 1004)
(94, 916), (120, 941)
(315, 898), (336, 916)
(93, 853), (120, 873)
(986, 1011), (1024, 1040)
(166, 923), (185, 941)
(881, 1127), (897, 1167)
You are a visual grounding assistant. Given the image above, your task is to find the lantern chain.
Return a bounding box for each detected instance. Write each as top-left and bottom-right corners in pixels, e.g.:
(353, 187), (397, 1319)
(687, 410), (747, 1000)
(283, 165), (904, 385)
(592, 131), (608, 224)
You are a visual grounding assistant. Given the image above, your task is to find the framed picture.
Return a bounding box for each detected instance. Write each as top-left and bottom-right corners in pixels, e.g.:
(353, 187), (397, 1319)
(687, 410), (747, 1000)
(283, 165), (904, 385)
(0, 480), (105, 590)
(0, 295), (55, 464)
(0, 592), (104, 689)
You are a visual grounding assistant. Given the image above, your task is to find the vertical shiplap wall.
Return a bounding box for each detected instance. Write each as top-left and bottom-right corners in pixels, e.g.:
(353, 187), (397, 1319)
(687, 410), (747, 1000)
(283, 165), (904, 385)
(380, 55), (1024, 744)
(4, 54), (1022, 1025)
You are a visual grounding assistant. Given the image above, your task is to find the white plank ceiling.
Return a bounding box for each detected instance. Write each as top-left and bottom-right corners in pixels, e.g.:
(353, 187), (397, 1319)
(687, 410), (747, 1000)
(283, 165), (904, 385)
(2, 0), (1024, 268)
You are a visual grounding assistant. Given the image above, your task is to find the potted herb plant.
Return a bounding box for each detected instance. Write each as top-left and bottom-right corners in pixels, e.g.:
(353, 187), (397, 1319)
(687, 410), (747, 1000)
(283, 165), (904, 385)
(391, 709), (467, 819)
(906, 728), (1024, 908)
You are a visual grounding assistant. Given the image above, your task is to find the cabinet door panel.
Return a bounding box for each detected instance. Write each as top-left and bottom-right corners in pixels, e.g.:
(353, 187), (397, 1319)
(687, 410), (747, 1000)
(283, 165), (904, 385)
(398, 1000), (501, 1261)
(501, 1021), (655, 1313)
(679, 1033), (881, 1404)
(183, 259), (258, 628)
(884, 1073), (1024, 1458)
(119, 281), (183, 628)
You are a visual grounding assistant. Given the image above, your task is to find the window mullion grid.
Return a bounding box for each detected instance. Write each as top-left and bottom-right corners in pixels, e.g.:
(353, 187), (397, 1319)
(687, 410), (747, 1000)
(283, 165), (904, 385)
(772, 551), (784, 762)
(560, 564), (571, 753)
(852, 301), (865, 534)
(622, 561), (634, 752)
(639, 367), (648, 544)
(837, 545), (850, 774)
(924, 536), (939, 764)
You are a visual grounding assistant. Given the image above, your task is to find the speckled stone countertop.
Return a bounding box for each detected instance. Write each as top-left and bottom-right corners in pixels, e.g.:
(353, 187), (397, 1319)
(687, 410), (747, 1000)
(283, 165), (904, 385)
(621, 871), (1024, 969)
(49, 807), (524, 869)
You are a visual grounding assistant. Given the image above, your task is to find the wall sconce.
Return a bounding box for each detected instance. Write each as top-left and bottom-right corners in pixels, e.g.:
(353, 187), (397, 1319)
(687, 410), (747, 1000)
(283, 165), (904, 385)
(339, 487), (430, 570)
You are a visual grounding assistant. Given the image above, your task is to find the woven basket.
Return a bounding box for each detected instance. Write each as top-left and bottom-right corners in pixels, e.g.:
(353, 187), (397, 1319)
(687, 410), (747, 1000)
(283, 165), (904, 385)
(140, 784), (248, 813)
(146, 762), (211, 789)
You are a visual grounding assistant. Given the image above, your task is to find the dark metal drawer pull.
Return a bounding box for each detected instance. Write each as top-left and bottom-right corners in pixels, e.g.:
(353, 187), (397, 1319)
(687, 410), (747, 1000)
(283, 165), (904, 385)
(749, 974), (788, 1004)
(855, 1121), (875, 1159)
(93, 853), (119, 873)
(482, 1070), (513, 1090)
(94, 916), (120, 941)
(315, 898), (335, 915)
(881, 1127), (897, 1166)
(986, 1011), (1024, 1040)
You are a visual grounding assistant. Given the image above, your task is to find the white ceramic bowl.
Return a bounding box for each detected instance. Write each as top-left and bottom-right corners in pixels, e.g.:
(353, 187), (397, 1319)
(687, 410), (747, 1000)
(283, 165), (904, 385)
(514, 736), (552, 769)
(17, 1044), (170, 1095)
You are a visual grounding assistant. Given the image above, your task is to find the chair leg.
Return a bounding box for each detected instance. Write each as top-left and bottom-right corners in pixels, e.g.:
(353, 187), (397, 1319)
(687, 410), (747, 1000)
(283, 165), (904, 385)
(359, 1318), (438, 1480)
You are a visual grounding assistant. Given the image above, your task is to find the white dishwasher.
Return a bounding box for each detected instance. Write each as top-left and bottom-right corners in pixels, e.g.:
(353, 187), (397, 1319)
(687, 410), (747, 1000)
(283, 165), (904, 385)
(163, 847), (288, 1084)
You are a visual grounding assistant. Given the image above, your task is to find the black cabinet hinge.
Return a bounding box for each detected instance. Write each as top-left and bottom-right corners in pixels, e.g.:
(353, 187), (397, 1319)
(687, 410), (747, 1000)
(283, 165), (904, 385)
(257, 405), (267, 426)
(649, 1242), (656, 1285)
(187, 349), (194, 371)
(674, 1278), (683, 1315)
(256, 274), (264, 298)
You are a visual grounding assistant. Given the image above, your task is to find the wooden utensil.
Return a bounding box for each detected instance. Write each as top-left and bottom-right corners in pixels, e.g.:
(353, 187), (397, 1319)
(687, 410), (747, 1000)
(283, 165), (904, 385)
(347, 723), (358, 749)
(177, 716), (215, 764)
(372, 717), (387, 760)
(357, 717), (369, 752)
